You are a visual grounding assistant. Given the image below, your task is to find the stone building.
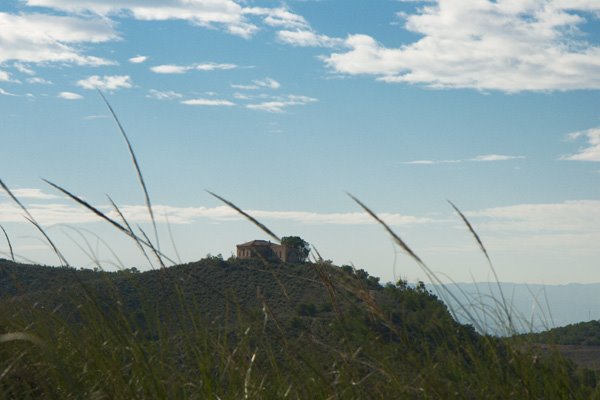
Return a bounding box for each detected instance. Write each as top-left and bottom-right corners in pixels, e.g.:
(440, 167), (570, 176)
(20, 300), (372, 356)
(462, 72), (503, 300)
(236, 240), (300, 263)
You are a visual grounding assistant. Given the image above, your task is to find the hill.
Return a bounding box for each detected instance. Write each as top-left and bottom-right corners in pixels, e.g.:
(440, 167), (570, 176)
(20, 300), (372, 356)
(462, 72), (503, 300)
(429, 282), (600, 333)
(524, 320), (600, 346)
(1, 258), (598, 398)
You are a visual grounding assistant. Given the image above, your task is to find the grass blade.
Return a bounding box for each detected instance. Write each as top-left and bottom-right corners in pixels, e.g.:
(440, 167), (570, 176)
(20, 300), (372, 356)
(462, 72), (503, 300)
(43, 179), (175, 265)
(206, 191), (280, 242)
(24, 216), (69, 267)
(447, 200), (513, 332)
(0, 225), (15, 262)
(0, 178), (69, 266)
(0, 179), (35, 222)
(447, 200), (490, 264)
(347, 193), (423, 265)
(348, 193), (484, 331)
(98, 91), (160, 252)
(107, 195), (155, 269)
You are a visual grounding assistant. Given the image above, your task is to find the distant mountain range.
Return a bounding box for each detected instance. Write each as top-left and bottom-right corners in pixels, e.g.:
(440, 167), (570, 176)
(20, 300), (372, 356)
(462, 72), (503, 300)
(428, 282), (600, 333)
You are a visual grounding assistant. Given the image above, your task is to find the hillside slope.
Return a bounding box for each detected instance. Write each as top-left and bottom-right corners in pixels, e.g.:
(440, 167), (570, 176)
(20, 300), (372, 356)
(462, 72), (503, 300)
(1, 258), (598, 398)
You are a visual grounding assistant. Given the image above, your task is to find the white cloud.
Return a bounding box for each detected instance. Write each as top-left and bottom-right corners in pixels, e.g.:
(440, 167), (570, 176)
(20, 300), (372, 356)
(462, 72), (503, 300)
(445, 199), (600, 255)
(470, 154), (524, 162)
(0, 88), (17, 96)
(3, 188), (60, 200)
(27, 77), (53, 85)
(77, 75), (133, 91)
(254, 77), (280, 89)
(561, 128), (600, 162)
(24, 1), (307, 39)
(0, 70), (11, 82)
(57, 91), (83, 100)
(147, 89), (183, 100)
(150, 64), (188, 74)
(403, 160), (457, 165)
(109, 205), (431, 226)
(246, 94), (317, 113)
(324, 2), (600, 92)
(244, 7), (309, 30)
(129, 55), (148, 64)
(402, 154), (524, 165)
(14, 63), (35, 75)
(0, 203), (100, 225)
(233, 92), (252, 100)
(467, 200), (600, 234)
(151, 62), (237, 74)
(231, 84), (259, 90)
(195, 62), (237, 71)
(0, 12), (116, 66)
(277, 29), (342, 48)
(181, 98), (235, 106)
(232, 77), (280, 91)
(0, 200), (430, 227)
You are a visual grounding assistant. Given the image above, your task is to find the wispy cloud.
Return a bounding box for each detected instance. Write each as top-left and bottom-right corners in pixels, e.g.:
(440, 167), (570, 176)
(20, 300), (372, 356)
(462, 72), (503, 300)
(27, 77), (53, 85)
(442, 199), (600, 255)
(402, 159), (461, 165)
(181, 98), (235, 107)
(1, 188), (60, 200)
(14, 63), (35, 75)
(233, 92), (252, 100)
(77, 75), (132, 91)
(111, 205), (432, 226)
(246, 95), (317, 113)
(83, 115), (109, 120)
(467, 200), (600, 235)
(195, 63), (237, 71)
(150, 62), (237, 74)
(471, 154), (523, 162)
(254, 77), (280, 89)
(0, 70), (11, 82)
(0, 203), (99, 225)
(402, 154), (524, 165)
(231, 84), (258, 90)
(57, 91), (83, 100)
(231, 77), (280, 90)
(24, 1), (307, 39)
(561, 128), (600, 162)
(244, 7), (309, 30)
(324, 2), (600, 92)
(150, 64), (188, 74)
(0, 88), (17, 97)
(0, 12), (116, 66)
(147, 89), (183, 100)
(277, 30), (342, 48)
(0, 201), (431, 227)
(129, 55), (147, 64)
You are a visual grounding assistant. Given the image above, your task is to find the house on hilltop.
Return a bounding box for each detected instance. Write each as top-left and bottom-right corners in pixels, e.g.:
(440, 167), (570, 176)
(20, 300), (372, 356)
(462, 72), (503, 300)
(236, 240), (301, 263)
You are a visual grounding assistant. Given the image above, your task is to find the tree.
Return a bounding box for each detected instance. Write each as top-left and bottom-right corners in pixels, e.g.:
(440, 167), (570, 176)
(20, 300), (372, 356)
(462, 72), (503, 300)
(281, 236), (310, 263)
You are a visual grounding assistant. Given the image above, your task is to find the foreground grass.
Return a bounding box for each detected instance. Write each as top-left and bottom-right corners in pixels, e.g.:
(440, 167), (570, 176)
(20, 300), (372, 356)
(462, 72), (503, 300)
(1, 258), (599, 399)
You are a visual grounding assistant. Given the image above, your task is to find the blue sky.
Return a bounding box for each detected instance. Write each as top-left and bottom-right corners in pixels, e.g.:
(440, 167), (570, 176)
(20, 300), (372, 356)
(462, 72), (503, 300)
(1, 0), (600, 284)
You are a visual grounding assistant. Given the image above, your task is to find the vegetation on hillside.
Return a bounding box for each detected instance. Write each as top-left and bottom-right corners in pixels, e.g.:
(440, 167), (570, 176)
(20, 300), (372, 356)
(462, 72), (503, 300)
(1, 256), (599, 399)
(522, 320), (600, 346)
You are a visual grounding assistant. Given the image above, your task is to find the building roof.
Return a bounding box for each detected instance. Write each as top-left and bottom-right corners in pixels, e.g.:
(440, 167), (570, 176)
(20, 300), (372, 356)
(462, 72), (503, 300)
(237, 240), (274, 247)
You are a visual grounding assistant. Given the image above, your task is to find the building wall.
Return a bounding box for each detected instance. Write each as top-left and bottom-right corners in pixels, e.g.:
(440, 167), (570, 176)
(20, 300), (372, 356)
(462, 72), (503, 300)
(236, 242), (300, 263)
(237, 245), (273, 260)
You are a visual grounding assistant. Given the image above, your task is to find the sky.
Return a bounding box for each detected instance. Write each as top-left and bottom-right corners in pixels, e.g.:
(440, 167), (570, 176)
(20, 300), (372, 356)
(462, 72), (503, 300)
(1, 0), (600, 284)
